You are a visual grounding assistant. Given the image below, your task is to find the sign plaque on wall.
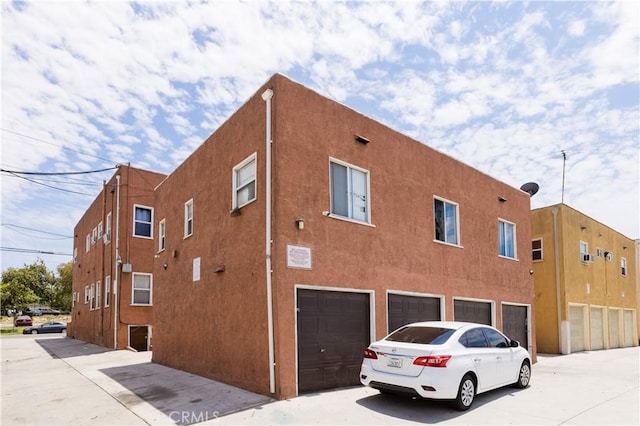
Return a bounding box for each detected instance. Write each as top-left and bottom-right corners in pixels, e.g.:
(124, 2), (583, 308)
(287, 245), (312, 270)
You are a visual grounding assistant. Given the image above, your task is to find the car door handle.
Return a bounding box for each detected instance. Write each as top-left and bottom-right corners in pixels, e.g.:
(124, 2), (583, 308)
(473, 358), (481, 363)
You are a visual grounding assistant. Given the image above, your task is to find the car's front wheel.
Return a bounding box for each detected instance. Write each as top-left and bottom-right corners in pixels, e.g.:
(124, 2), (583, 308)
(30, 329), (38, 334)
(514, 360), (531, 388)
(454, 374), (476, 411)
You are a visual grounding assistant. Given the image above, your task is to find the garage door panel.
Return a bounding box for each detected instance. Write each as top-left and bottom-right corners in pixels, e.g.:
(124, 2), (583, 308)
(297, 289), (370, 393)
(454, 300), (491, 325)
(570, 305), (585, 353)
(624, 311), (634, 347)
(609, 310), (620, 349)
(590, 307), (604, 351)
(502, 305), (528, 349)
(388, 294), (441, 332)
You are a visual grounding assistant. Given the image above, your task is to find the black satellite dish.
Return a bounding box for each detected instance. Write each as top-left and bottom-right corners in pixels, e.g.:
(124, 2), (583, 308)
(520, 182), (540, 197)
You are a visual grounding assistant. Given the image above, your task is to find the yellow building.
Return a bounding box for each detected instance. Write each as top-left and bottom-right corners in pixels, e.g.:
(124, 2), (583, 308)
(531, 204), (638, 354)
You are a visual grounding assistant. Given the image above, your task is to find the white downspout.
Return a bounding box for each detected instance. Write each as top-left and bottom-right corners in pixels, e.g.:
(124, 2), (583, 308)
(262, 88), (275, 394)
(551, 207), (567, 354)
(113, 174), (121, 350)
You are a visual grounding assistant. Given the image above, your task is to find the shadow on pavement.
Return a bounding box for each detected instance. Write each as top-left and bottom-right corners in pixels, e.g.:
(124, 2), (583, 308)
(36, 336), (113, 359)
(356, 385), (524, 423)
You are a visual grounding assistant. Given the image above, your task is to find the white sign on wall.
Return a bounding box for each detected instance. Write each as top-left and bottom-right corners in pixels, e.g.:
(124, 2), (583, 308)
(193, 257), (201, 282)
(287, 245), (312, 270)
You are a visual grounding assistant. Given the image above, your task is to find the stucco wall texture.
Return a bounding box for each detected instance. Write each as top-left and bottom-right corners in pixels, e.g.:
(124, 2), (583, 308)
(152, 74), (536, 400)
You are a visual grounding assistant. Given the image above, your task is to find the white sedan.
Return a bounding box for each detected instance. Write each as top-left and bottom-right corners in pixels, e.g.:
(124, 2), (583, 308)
(360, 321), (531, 410)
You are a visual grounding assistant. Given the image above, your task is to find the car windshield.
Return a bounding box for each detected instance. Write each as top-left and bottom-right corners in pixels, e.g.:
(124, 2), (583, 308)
(386, 326), (455, 345)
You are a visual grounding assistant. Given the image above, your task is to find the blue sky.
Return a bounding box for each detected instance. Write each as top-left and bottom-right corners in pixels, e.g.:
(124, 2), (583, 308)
(1, 1), (638, 272)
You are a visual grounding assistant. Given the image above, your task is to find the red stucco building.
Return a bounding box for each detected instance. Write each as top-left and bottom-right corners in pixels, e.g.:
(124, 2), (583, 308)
(151, 74), (536, 400)
(71, 165), (166, 350)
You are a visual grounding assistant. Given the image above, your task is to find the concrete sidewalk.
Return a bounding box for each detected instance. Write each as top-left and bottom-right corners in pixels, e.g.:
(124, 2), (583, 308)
(1, 335), (272, 425)
(2, 335), (639, 425)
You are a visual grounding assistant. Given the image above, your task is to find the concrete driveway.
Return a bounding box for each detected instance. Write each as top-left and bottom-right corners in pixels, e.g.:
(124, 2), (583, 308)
(1, 334), (638, 425)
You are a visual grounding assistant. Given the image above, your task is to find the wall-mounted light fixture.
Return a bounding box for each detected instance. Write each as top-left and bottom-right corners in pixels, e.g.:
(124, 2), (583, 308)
(295, 219), (305, 230)
(215, 265), (226, 273)
(580, 225), (587, 230)
(498, 196), (507, 202)
(162, 263), (168, 270)
(355, 134), (370, 145)
(623, 245), (627, 250)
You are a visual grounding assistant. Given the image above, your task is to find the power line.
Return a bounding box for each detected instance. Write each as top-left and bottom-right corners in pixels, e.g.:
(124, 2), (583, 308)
(0, 247), (72, 256)
(1, 224), (73, 239)
(2, 172), (96, 196)
(0, 166), (119, 175)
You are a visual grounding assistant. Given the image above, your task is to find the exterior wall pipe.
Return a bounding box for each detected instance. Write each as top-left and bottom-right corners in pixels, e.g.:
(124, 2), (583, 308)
(551, 207), (567, 353)
(113, 174), (121, 350)
(262, 88), (276, 394)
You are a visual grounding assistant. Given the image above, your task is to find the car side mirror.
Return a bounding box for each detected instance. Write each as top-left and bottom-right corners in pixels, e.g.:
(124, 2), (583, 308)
(510, 340), (520, 348)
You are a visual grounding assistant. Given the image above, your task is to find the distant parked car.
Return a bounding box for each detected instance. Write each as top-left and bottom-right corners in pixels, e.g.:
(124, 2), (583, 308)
(32, 308), (61, 316)
(14, 315), (33, 326)
(22, 321), (67, 334)
(360, 321), (531, 411)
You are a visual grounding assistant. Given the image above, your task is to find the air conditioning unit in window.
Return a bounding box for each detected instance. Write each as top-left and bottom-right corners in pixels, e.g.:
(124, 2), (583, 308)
(103, 232), (111, 243)
(582, 253), (595, 263)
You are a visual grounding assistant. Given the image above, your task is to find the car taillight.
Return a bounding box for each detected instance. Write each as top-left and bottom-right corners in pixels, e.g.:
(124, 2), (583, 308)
(363, 348), (378, 359)
(413, 355), (451, 367)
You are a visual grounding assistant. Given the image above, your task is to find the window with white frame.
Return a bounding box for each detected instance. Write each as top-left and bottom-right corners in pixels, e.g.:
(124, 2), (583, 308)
(330, 159), (370, 223)
(95, 281), (101, 309)
(532, 238), (543, 261)
(132, 273), (152, 305)
(498, 219), (516, 259)
(72, 292), (77, 307)
(133, 205), (153, 238)
(73, 247), (78, 263)
(434, 197), (459, 245)
(90, 283), (96, 310)
(621, 258), (627, 276)
(85, 286), (89, 303)
(86, 234), (90, 252)
(159, 219), (166, 252)
(580, 241), (589, 262)
(92, 227), (97, 245)
(184, 199), (193, 238)
(105, 276), (111, 307)
(97, 221), (103, 239)
(232, 153), (257, 209)
(105, 212), (112, 243)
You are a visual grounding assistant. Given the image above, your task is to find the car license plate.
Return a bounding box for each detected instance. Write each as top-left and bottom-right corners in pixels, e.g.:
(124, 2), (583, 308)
(387, 357), (403, 368)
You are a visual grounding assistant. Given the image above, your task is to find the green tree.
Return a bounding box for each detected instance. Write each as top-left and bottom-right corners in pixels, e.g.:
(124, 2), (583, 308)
(1, 259), (56, 313)
(51, 262), (73, 312)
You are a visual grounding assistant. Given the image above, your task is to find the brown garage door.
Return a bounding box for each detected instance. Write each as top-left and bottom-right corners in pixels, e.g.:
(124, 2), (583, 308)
(388, 294), (441, 332)
(502, 304), (528, 349)
(297, 289), (370, 393)
(454, 300), (491, 325)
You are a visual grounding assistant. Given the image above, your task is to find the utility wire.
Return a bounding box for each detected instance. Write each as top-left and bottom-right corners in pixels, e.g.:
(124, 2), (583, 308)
(1, 224), (73, 239)
(3, 171), (96, 196)
(0, 247), (72, 256)
(0, 166), (119, 176)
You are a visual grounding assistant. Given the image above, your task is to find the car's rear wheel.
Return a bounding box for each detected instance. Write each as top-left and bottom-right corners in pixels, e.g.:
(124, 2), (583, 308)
(31, 329), (38, 334)
(454, 374), (475, 411)
(60, 328), (66, 334)
(514, 360), (531, 388)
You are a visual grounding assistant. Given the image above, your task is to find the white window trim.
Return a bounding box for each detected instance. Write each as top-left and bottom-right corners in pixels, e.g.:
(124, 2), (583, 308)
(621, 257), (627, 277)
(95, 281), (101, 310)
(498, 218), (518, 260)
(532, 237), (543, 262)
(158, 219), (166, 252)
(105, 212), (112, 244)
(133, 204), (154, 239)
(90, 283), (95, 310)
(232, 152), (257, 210)
(433, 195), (462, 247)
(85, 234), (90, 252)
(131, 272), (153, 306)
(184, 199), (194, 238)
(105, 275), (111, 307)
(328, 157), (372, 225)
(84, 286), (89, 304)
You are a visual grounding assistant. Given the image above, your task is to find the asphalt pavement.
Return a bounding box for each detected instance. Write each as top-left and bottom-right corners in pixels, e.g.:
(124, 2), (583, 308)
(1, 334), (638, 425)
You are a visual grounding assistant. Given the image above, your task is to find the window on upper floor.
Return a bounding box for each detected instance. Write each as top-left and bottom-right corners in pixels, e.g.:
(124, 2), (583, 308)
(95, 281), (101, 310)
(621, 258), (627, 277)
(232, 153), (257, 210)
(498, 219), (517, 259)
(105, 212), (112, 243)
(532, 238), (543, 261)
(84, 286), (89, 304)
(184, 199), (193, 238)
(91, 227), (97, 245)
(133, 205), (153, 238)
(159, 219), (166, 252)
(434, 197), (459, 245)
(329, 158), (370, 223)
(90, 283), (95, 310)
(132, 273), (152, 305)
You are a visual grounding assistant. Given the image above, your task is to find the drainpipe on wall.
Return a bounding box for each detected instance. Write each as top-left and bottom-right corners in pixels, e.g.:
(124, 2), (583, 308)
(551, 207), (568, 354)
(262, 88), (276, 394)
(113, 174), (121, 350)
